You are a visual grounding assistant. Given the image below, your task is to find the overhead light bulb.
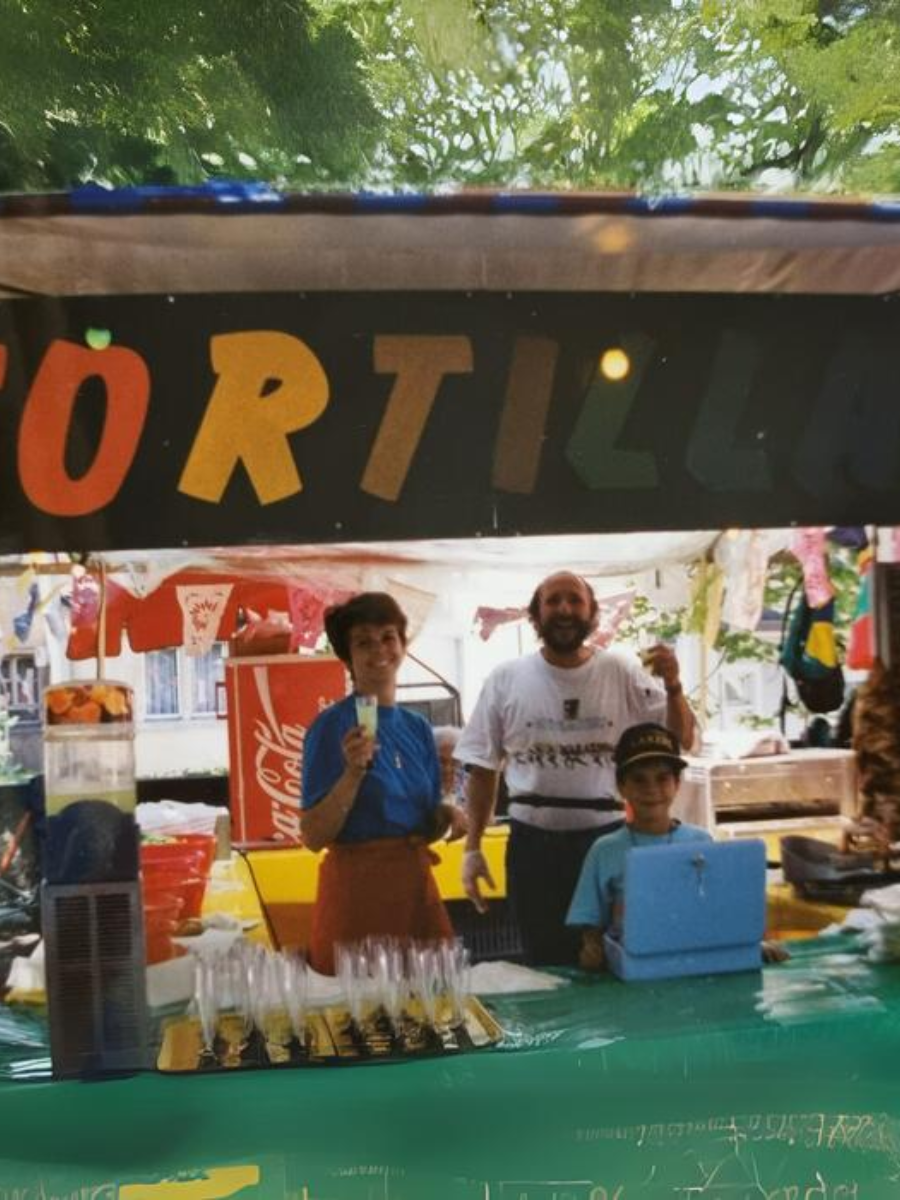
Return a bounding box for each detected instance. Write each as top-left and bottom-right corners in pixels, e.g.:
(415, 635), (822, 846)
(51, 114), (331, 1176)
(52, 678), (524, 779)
(599, 347), (630, 381)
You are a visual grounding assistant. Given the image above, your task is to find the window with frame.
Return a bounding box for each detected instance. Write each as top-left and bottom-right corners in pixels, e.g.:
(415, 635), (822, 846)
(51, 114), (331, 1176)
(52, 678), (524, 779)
(145, 647), (180, 718)
(144, 644), (225, 719)
(190, 642), (225, 716)
(0, 652), (41, 719)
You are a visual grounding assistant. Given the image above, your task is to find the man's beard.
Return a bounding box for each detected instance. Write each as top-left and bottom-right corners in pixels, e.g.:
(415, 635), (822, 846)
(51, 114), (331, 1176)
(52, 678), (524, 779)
(538, 615), (593, 654)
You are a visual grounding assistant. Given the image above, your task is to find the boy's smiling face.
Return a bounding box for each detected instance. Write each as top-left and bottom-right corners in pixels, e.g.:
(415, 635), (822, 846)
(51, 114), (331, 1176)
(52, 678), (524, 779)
(619, 758), (680, 828)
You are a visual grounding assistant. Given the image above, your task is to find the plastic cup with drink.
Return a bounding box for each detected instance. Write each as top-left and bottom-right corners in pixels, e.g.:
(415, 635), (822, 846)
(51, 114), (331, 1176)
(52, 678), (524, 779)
(354, 694), (378, 767)
(638, 632), (676, 675)
(637, 629), (656, 672)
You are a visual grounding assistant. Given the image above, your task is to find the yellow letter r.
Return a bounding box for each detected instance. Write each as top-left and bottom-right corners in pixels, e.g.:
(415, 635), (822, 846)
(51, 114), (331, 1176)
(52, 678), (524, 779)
(179, 331), (329, 505)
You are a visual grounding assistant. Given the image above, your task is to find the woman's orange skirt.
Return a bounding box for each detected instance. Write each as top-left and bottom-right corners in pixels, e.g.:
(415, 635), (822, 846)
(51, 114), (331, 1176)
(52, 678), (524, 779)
(309, 836), (454, 975)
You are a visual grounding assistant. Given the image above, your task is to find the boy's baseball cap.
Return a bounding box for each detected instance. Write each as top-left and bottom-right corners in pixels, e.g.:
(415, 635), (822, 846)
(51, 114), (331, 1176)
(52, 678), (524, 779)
(614, 723), (687, 773)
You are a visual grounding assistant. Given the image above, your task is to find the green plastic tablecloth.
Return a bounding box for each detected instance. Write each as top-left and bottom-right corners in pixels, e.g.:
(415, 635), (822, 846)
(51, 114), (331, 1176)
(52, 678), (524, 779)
(1, 937), (898, 1198)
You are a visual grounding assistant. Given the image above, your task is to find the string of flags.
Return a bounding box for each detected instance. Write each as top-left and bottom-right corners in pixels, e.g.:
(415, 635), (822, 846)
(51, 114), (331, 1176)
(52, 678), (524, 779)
(473, 590), (636, 648)
(0, 527), (887, 672)
(681, 526), (875, 675)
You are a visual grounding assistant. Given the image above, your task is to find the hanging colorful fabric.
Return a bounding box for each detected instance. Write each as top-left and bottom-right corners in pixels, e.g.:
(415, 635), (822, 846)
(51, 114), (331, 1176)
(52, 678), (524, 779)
(0, 571), (41, 652)
(590, 590), (635, 649)
(685, 560), (724, 648)
(717, 530), (770, 631)
(473, 605), (525, 641)
(176, 583), (234, 656)
(791, 528), (834, 608)
(847, 546), (875, 671)
(780, 592), (845, 714)
(64, 571), (129, 660)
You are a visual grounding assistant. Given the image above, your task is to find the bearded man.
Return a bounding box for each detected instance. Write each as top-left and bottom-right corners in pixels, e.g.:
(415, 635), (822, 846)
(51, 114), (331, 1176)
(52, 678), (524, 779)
(455, 570), (696, 966)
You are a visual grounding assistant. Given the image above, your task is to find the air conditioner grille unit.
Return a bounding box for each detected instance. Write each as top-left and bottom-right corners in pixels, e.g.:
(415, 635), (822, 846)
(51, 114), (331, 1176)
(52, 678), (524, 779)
(42, 881), (149, 1077)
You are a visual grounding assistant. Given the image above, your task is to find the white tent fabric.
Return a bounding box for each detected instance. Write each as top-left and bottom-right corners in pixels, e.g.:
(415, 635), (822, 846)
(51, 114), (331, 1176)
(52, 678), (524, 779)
(91, 530), (722, 598)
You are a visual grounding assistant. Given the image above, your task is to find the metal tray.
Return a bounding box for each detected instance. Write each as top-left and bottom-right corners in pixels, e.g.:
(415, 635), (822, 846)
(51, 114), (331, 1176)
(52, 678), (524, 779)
(156, 995), (503, 1073)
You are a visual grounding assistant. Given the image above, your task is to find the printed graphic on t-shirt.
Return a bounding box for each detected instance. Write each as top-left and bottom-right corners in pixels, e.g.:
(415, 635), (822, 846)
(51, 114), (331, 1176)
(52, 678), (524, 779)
(515, 708), (616, 772)
(511, 739), (616, 770)
(530, 715), (610, 733)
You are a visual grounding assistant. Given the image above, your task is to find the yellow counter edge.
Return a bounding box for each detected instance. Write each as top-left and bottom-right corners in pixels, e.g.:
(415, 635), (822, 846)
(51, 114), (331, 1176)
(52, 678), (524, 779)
(245, 825), (509, 906)
(242, 824), (850, 949)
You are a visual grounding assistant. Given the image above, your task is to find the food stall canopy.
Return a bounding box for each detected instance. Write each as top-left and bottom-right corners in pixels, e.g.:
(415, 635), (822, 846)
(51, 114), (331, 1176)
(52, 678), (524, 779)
(95, 529), (721, 588)
(40, 529), (718, 658)
(2, 189), (900, 555)
(3, 189), (900, 297)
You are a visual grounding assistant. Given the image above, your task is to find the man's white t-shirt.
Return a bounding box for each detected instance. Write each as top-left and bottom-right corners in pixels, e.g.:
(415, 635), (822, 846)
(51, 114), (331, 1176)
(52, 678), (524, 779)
(455, 650), (667, 831)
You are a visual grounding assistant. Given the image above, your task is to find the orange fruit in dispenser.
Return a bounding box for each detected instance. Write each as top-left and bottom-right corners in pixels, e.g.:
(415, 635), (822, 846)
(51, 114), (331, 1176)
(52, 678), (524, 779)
(46, 682), (132, 725)
(46, 689), (73, 719)
(101, 687), (130, 719)
(65, 698), (103, 724)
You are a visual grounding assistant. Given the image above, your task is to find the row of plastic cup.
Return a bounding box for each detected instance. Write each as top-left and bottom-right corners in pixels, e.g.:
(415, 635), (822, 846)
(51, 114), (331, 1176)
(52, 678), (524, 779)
(193, 941), (309, 1060)
(141, 833), (216, 964)
(335, 937), (472, 1032)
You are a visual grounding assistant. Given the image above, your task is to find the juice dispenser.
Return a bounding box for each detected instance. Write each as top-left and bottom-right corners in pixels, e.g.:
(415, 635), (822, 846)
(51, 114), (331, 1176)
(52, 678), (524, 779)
(41, 680), (148, 1076)
(43, 680), (139, 883)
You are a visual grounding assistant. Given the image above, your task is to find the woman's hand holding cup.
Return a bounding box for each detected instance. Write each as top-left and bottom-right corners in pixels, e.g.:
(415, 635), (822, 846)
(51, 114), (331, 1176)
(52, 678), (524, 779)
(343, 725), (377, 774)
(352, 693), (379, 770)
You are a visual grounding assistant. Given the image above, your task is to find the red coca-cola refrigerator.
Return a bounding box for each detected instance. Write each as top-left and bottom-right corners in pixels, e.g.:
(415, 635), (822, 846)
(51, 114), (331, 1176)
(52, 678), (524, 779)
(224, 655), (347, 843)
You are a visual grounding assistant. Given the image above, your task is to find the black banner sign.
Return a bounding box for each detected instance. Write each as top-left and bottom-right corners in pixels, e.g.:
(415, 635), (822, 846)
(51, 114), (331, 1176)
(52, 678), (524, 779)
(1, 291), (899, 553)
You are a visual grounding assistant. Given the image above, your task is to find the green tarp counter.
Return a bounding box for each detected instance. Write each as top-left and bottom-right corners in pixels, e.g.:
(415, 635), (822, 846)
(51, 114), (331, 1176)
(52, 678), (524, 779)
(1, 937), (898, 1198)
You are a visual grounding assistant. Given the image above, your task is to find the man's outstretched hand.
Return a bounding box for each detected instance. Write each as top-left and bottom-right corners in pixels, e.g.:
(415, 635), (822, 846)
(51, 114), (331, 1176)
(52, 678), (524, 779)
(462, 849), (495, 914)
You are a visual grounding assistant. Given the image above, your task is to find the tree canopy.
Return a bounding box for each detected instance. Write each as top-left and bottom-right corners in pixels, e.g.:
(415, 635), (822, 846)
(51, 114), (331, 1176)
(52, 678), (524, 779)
(1, 0), (899, 194)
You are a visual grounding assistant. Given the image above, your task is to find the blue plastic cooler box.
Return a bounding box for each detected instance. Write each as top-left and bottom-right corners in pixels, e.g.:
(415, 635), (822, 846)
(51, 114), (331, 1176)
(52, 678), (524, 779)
(603, 839), (767, 982)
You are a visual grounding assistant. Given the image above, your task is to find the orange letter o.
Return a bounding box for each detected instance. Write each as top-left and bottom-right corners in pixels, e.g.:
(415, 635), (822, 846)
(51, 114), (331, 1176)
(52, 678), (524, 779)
(18, 339), (150, 517)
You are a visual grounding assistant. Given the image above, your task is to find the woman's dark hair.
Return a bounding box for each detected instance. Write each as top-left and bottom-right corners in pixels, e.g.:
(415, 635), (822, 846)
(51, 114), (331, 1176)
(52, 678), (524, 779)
(324, 592), (408, 665)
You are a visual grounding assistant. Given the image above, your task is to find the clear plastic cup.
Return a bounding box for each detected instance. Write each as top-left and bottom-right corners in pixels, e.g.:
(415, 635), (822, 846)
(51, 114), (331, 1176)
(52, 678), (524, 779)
(354, 694), (378, 738)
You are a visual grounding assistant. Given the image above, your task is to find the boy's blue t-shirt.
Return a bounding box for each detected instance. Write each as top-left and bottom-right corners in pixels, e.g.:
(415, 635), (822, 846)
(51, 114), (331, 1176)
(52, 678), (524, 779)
(301, 694), (442, 843)
(566, 822), (714, 930)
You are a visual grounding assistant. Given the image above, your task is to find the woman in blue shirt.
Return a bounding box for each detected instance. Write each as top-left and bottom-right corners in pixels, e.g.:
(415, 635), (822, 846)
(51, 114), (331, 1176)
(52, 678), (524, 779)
(301, 592), (466, 973)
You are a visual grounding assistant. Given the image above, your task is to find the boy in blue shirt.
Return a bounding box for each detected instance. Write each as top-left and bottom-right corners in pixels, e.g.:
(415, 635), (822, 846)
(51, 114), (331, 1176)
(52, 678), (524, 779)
(568, 722), (788, 971)
(566, 722), (713, 971)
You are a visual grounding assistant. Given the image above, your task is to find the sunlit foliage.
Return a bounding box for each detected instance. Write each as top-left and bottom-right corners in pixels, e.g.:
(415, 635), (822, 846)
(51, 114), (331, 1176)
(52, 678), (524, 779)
(1, 0), (899, 192)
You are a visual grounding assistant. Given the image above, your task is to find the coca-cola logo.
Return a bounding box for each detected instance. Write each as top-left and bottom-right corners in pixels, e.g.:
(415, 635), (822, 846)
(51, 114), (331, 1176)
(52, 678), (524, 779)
(251, 666), (305, 839)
